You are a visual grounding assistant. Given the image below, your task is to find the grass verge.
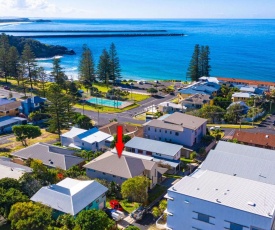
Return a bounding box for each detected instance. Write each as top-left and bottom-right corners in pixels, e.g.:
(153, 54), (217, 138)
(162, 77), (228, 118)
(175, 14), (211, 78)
(75, 103), (139, 113)
(163, 174), (183, 179)
(207, 124), (255, 129)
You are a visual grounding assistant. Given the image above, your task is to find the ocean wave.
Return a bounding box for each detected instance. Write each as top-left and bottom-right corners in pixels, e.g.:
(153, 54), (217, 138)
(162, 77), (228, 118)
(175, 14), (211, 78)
(36, 55), (63, 61)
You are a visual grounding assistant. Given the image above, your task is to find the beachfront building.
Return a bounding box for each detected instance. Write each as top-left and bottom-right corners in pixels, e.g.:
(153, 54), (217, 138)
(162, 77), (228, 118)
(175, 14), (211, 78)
(61, 127), (113, 151)
(0, 116), (27, 134)
(181, 94), (212, 111)
(165, 141), (275, 230)
(231, 92), (255, 102)
(84, 150), (159, 189)
(0, 98), (21, 116)
(143, 112), (207, 147)
(31, 178), (108, 217)
(20, 96), (46, 116)
(11, 143), (85, 170)
(157, 101), (185, 114)
(177, 82), (220, 100)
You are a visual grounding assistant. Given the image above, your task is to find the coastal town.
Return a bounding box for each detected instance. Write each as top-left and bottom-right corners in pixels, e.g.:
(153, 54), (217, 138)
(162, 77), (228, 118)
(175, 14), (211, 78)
(0, 2), (275, 230)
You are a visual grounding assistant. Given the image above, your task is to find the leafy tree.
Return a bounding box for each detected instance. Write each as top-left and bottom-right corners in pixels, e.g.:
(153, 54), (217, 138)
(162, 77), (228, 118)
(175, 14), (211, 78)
(12, 125), (42, 146)
(187, 44), (200, 81)
(67, 80), (81, 99)
(8, 201), (52, 230)
(7, 46), (20, 83)
(37, 66), (47, 97)
(0, 33), (10, 83)
(46, 84), (75, 139)
(224, 103), (244, 124)
(121, 176), (150, 204)
(75, 209), (114, 230)
(147, 87), (158, 96)
(19, 173), (42, 197)
(0, 178), (21, 190)
(64, 165), (84, 179)
(51, 58), (67, 89)
(17, 58), (28, 97)
(79, 44), (95, 92)
(56, 214), (76, 230)
(0, 188), (29, 217)
(109, 42), (121, 84)
(21, 44), (37, 89)
(75, 114), (93, 129)
(198, 105), (225, 123)
(97, 48), (110, 85)
(110, 134), (131, 148)
(152, 199), (167, 219)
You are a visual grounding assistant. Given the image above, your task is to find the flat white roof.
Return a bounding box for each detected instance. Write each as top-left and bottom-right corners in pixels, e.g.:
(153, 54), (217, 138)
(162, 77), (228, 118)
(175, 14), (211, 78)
(0, 164), (26, 180)
(61, 127), (86, 138)
(169, 170), (275, 218)
(82, 131), (112, 144)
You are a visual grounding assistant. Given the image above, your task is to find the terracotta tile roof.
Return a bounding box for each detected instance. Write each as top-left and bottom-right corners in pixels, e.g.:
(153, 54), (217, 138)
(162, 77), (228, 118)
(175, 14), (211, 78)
(217, 77), (275, 87)
(233, 131), (275, 148)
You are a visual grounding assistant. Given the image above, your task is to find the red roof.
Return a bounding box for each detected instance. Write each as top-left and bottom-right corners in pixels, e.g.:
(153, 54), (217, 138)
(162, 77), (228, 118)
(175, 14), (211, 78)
(233, 131), (275, 148)
(217, 77), (275, 87)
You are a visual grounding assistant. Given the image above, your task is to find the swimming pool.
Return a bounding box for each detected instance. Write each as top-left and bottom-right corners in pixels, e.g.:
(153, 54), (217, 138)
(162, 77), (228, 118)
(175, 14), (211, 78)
(87, 97), (124, 107)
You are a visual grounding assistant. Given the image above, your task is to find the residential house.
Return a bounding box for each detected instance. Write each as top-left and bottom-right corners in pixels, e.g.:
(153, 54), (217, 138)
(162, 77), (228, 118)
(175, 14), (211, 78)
(231, 92), (255, 102)
(157, 101), (185, 114)
(61, 127), (113, 151)
(0, 116), (27, 134)
(84, 151), (159, 189)
(166, 141), (275, 230)
(232, 131), (275, 150)
(0, 98), (21, 116)
(11, 143), (85, 170)
(20, 96), (46, 116)
(143, 112), (207, 147)
(181, 94), (212, 111)
(199, 76), (220, 84)
(31, 178), (108, 217)
(178, 82), (220, 100)
(0, 157), (32, 180)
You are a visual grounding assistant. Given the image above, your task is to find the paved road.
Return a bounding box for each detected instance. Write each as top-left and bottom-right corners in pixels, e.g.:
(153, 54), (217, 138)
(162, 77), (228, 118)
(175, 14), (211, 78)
(0, 88), (24, 99)
(78, 94), (176, 127)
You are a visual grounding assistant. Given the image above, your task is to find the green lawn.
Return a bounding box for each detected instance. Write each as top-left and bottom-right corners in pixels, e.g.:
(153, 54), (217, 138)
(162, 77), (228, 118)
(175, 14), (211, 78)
(120, 200), (141, 213)
(74, 103), (139, 113)
(207, 124), (255, 129)
(148, 185), (167, 203)
(163, 174), (183, 179)
(127, 93), (150, 102)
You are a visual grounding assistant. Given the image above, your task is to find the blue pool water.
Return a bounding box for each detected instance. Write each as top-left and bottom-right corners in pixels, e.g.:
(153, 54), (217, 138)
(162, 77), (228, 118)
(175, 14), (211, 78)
(87, 97), (124, 107)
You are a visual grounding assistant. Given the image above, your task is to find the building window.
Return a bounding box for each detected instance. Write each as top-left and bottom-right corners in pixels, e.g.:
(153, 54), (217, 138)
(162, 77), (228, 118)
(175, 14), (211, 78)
(193, 212), (214, 225)
(159, 137), (161, 141)
(175, 132), (179, 136)
(165, 130), (167, 133)
(113, 175), (116, 178)
(155, 129), (157, 132)
(82, 143), (84, 146)
(6, 111), (9, 114)
(103, 172), (106, 175)
(159, 129), (161, 132)
(148, 127), (150, 131)
(170, 131), (172, 134)
(224, 221), (248, 230)
(96, 199), (99, 203)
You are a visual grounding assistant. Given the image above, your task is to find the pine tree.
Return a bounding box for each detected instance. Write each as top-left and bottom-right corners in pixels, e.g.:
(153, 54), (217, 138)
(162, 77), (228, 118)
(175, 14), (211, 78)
(17, 59), (28, 97)
(37, 67), (47, 97)
(203, 45), (211, 76)
(187, 44), (200, 82)
(46, 84), (74, 140)
(51, 58), (67, 89)
(7, 46), (20, 84)
(109, 43), (121, 84)
(0, 33), (10, 83)
(79, 44), (95, 93)
(97, 49), (110, 85)
(21, 44), (37, 89)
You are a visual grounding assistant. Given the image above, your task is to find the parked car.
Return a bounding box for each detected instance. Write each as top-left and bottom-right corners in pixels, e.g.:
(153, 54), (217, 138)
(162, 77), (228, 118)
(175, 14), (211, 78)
(109, 200), (123, 211)
(3, 86), (10, 90)
(210, 126), (221, 131)
(131, 206), (147, 220)
(105, 208), (125, 221)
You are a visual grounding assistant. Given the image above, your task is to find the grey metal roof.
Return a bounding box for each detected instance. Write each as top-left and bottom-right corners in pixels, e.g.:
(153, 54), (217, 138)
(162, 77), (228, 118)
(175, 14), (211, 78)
(84, 151), (158, 178)
(0, 117), (27, 128)
(11, 143), (84, 170)
(143, 119), (183, 132)
(169, 170), (275, 218)
(31, 178), (108, 215)
(0, 157), (32, 173)
(125, 137), (182, 157)
(200, 149), (275, 185)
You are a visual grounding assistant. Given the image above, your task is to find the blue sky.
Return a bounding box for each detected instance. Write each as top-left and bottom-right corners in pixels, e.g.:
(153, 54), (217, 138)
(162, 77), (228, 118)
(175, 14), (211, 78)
(0, 0), (274, 19)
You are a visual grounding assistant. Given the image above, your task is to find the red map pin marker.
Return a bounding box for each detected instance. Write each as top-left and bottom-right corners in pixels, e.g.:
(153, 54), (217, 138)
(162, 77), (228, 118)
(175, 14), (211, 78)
(115, 125), (124, 158)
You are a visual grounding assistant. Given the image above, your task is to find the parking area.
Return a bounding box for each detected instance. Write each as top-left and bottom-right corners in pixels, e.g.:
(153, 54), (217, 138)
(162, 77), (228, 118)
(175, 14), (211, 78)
(0, 88), (24, 99)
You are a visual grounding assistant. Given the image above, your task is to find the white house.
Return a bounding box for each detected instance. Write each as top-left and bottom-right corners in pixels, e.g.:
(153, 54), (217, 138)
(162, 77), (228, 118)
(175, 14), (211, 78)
(165, 142), (275, 230)
(31, 178), (108, 216)
(158, 102), (185, 114)
(61, 127), (113, 151)
(143, 112), (207, 147)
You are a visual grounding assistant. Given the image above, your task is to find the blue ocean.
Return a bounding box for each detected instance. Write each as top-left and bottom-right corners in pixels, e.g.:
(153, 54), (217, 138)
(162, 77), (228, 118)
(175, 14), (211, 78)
(1, 19), (275, 82)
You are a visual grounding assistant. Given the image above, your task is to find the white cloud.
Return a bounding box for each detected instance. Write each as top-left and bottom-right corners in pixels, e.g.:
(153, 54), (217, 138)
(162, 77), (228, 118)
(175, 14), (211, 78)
(0, 0), (53, 10)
